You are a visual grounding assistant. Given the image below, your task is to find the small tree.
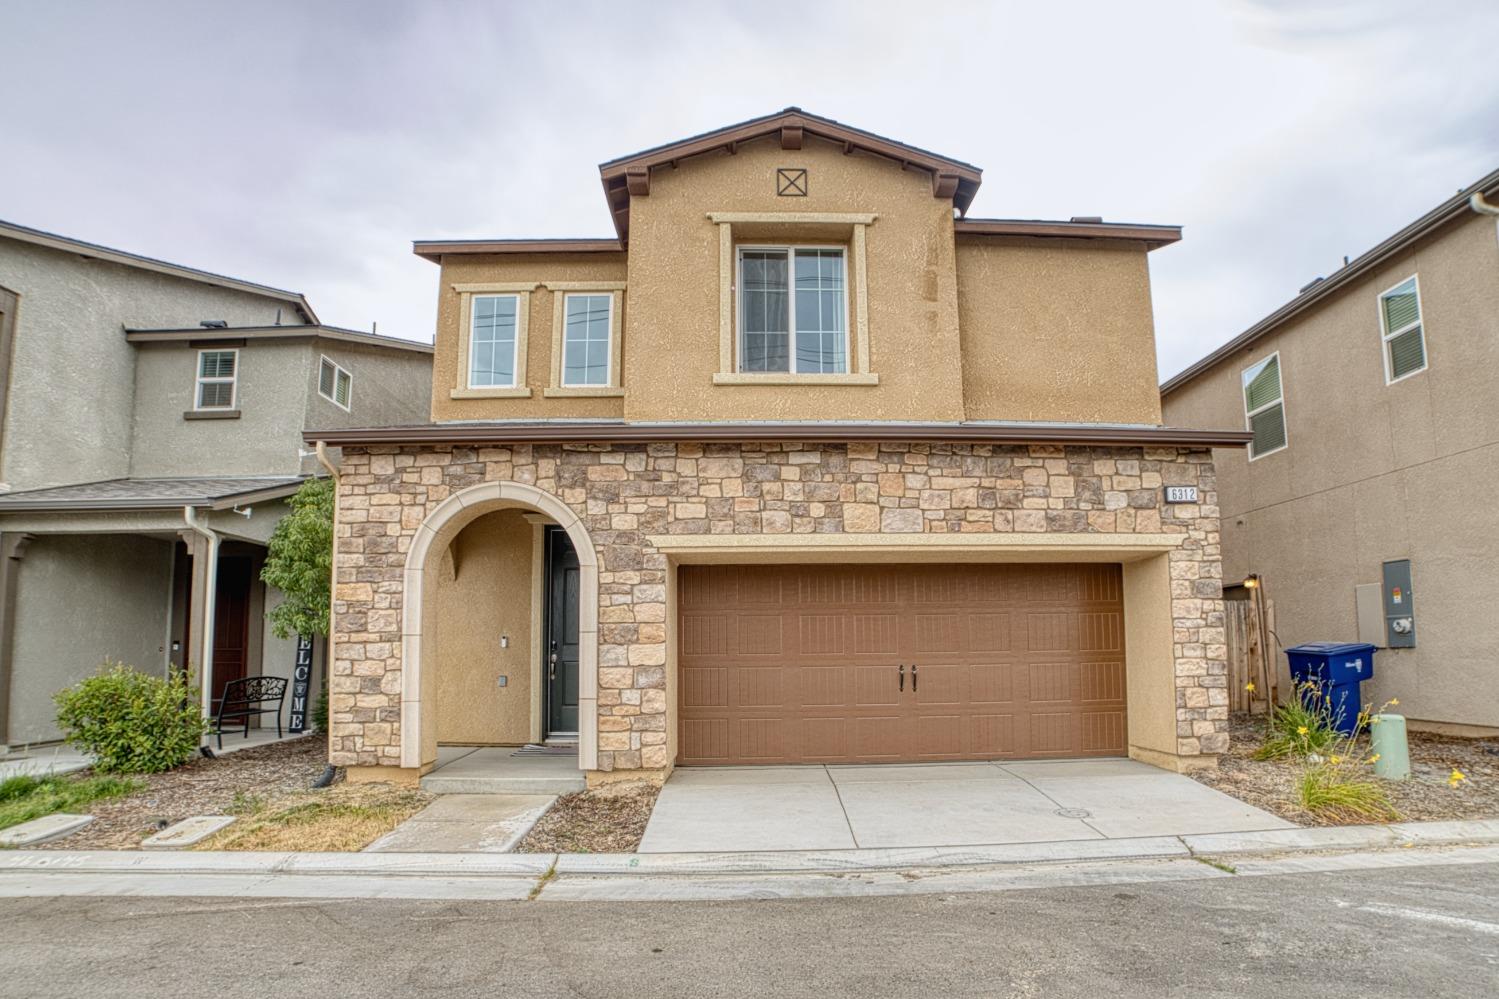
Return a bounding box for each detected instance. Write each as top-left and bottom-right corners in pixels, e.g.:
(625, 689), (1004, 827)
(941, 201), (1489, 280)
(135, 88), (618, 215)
(55, 662), (205, 773)
(261, 476), (334, 640)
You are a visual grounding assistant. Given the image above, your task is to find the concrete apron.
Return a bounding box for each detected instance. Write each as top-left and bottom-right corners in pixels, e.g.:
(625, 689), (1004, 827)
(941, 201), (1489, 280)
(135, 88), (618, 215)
(3, 820), (1498, 903)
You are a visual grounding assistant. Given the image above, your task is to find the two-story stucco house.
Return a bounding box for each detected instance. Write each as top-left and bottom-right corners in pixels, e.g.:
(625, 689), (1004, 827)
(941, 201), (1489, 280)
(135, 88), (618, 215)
(0, 221), (432, 749)
(1163, 169), (1499, 736)
(308, 109), (1251, 786)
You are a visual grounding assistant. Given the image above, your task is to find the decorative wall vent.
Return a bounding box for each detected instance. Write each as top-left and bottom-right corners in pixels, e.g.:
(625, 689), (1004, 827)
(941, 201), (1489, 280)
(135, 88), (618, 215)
(776, 168), (808, 197)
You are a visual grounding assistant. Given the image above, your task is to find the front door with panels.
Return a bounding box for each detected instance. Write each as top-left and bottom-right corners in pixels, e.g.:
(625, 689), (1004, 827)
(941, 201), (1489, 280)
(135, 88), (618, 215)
(544, 527), (581, 737)
(676, 563), (1128, 765)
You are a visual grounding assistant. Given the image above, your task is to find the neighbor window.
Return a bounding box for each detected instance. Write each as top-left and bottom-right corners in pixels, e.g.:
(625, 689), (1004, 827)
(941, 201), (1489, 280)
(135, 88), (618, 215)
(561, 294), (612, 386)
(318, 355), (352, 410)
(195, 349), (238, 410)
(738, 247), (847, 373)
(1379, 276), (1427, 383)
(1242, 353), (1287, 460)
(469, 294), (519, 387)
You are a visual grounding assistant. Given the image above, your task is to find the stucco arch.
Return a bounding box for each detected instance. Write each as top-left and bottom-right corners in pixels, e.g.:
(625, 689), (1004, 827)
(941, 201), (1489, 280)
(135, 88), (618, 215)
(400, 480), (598, 770)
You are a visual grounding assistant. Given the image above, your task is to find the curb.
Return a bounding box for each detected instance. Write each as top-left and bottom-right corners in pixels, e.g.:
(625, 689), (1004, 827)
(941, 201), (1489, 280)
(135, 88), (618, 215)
(3, 819), (1497, 880)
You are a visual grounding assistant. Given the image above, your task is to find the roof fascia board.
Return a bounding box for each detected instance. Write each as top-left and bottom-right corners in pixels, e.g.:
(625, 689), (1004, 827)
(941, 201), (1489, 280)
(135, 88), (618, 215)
(412, 238), (623, 263)
(125, 325), (433, 354)
(957, 218), (1182, 250)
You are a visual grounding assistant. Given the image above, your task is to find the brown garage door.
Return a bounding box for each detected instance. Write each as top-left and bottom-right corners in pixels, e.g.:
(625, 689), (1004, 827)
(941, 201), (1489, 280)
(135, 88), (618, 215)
(677, 563), (1127, 765)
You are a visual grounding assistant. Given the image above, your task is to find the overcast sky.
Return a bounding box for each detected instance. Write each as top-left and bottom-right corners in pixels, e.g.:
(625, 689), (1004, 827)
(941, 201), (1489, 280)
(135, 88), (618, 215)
(3, 1), (1495, 379)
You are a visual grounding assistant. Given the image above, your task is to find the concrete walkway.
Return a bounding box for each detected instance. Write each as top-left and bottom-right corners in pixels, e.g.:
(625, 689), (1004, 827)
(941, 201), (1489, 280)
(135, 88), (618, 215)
(420, 747), (586, 795)
(639, 758), (1292, 853)
(364, 794), (555, 853)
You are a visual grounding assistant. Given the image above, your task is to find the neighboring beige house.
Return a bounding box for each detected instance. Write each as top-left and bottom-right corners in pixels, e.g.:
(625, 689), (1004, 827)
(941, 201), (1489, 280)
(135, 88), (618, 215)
(0, 221), (433, 748)
(1162, 170), (1499, 736)
(308, 108), (1251, 785)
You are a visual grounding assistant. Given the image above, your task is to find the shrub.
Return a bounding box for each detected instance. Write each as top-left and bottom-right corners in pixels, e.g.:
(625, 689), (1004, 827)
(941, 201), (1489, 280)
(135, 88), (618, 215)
(1297, 763), (1398, 823)
(54, 661), (205, 774)
(261, 477), (333, 641)
(1253, 682), (1341, 760)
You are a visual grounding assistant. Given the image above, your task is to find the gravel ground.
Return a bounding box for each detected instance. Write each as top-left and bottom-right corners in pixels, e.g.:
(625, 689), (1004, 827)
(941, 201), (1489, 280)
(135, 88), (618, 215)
(32, 735), (335, 850)
(516, 780), (659, 853)
(1192, 713), (1499, 825)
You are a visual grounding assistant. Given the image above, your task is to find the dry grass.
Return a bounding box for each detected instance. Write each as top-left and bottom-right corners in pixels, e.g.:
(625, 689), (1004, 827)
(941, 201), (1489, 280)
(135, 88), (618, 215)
(517, 780), (660, 853)
(1194, 713), (1499, 826)
(197, 781), (433, 852)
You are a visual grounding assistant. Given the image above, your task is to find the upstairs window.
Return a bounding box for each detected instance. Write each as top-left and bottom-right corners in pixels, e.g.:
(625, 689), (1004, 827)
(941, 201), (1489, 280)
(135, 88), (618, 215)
(738, 246), (847, 374)
(469, 294), (519, 387)
(561, 294), (612, 386)
(318, 355), (352, 410)
(1379, 276), (1427, 383)
(1242, 352), (1287, 460)
(195, 349), (238, 410)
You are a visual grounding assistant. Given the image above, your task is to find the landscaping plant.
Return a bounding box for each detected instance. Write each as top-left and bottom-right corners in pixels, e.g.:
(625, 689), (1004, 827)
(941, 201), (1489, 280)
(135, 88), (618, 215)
(1252, 682), (1341, 760)
(53, 661), (206, 774)
(0, 772), (141, 832)
(261, 476), (333, 640)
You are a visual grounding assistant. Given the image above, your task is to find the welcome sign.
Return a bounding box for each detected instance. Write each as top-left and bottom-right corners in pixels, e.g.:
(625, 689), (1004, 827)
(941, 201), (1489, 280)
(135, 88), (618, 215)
(289, 635), (314, 733)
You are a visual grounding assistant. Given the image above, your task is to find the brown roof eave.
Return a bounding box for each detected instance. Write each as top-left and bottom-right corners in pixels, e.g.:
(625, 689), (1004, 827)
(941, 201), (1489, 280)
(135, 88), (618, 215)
(956, 218), (1182, 250)
(413, 238), (623, 263)
(303, 422), (1253, 449)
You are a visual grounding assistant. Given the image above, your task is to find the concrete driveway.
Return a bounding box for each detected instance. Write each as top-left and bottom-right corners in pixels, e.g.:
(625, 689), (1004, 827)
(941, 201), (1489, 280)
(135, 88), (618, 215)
(638, 759), (1293, 853)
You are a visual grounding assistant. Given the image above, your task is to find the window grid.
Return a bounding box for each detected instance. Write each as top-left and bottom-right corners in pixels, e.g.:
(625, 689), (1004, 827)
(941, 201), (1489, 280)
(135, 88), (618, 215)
(561, 294), (612, 386)
(1241, 352), (1287, 460)
(737, 246), (847, 374)
(195, 349), (237, 410)
(470, 294), (519, 387)
(1378, 275), (1427, 384)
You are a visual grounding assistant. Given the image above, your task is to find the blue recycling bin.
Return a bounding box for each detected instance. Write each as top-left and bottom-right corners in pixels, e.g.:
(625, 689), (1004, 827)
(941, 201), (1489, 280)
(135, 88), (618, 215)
(1285, 642), (1377, 735)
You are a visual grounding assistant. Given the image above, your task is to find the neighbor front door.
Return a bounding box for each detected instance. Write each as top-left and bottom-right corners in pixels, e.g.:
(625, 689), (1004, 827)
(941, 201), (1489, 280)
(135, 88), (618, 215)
(211, 555), (253, 707)
(545, 528), (580, 735)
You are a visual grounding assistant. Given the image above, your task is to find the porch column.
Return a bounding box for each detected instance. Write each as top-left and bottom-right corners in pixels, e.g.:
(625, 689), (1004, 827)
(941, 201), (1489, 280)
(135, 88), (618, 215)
(0, 532), (35, 750)
(177, 527), (217, 721)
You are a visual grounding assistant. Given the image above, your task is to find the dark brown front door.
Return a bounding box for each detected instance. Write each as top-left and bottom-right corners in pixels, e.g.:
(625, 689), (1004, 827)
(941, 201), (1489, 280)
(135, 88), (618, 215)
(211, 555), (253, 706)
(677, 563), (1127, 766)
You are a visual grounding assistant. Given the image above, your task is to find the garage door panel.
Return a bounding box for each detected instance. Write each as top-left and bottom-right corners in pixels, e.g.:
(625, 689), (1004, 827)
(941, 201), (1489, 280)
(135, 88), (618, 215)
(678, 563), (1128, 765)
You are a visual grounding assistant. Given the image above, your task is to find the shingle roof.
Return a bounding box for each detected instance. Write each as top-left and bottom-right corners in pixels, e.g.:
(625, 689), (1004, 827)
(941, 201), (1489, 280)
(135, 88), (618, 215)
(0, 476), (308, 512)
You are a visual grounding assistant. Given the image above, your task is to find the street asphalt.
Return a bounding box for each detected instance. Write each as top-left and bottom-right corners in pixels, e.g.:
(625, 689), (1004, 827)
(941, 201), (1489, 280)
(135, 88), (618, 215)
(1, 861), (1496, 998)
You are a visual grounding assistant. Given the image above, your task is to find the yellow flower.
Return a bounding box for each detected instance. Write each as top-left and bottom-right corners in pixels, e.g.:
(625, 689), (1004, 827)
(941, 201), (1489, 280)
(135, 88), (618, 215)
(1297, 726), (1309, 736)
(1367, 754), (1380, 764)
(1450, 769), (1467, 787)
(1245, 682), (1256, 693)
(1389, 698), (1399, 706)
(1330, 755), (1342, 764)
(1370, 717), (1381, 725)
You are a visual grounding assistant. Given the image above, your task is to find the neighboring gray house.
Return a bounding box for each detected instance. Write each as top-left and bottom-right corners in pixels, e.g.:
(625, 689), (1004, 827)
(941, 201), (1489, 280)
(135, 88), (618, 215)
(0, 220), (432, 748)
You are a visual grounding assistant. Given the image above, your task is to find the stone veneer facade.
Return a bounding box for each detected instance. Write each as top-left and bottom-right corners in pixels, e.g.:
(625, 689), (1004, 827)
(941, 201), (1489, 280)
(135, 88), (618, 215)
(330, 440), (1228, 772)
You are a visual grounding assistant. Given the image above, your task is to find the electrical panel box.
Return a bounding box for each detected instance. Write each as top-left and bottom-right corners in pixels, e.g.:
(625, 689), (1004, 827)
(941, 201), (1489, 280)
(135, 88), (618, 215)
(1382, 559), (1415, 648)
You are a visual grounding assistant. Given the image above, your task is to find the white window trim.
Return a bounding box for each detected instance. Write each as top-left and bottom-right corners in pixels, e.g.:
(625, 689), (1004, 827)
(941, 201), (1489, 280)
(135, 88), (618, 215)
(318, 354), (353, 411)
(453, 286), (532, 398)
(558, 292), (615, 388)
(194, 348), (238, 411)
(1242, 350), (1287, 462)
(1378, 273), (1427, 386)
(734, 244), (850, 376)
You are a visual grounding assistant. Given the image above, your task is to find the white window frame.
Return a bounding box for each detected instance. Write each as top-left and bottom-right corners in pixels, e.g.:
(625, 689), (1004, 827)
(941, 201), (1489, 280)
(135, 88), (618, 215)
(1378, 274), (1427, 386)
(468, 292), (522, 389)
(735, 244), (850, 375)
(194, 348), (238, 411)
(1242, 350), (1288, 462)
(559, 292), (614, 388)
(318, 354), (353, 411)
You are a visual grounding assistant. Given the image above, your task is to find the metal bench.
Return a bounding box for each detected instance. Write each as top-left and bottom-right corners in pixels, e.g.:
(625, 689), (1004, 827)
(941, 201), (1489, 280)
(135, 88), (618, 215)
(210, 676), (287, 749)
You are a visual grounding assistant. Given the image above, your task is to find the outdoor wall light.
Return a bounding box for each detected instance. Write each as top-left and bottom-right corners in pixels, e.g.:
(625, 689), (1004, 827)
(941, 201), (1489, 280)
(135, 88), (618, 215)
(1243, 574), (1261, 589)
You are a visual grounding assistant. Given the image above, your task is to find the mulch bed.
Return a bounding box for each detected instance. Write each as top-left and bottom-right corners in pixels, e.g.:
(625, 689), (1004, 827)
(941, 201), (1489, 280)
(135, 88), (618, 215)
(1192, 713), (1499, 826)
(516, 780), (660, 853)
(32, 735), (336, 850)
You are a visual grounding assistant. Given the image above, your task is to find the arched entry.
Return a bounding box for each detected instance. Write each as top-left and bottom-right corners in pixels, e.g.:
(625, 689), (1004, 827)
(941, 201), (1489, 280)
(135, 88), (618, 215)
(400, 481), (598, 771)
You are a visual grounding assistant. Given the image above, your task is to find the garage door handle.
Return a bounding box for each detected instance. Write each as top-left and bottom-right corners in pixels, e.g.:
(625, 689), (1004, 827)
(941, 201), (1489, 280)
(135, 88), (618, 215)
(898, 664), (904, 691)
(912, 664), (918, 692)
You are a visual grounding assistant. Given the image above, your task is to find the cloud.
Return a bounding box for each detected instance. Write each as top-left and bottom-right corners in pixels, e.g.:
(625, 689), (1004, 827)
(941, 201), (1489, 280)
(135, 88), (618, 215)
(1, 0), (1494, 379)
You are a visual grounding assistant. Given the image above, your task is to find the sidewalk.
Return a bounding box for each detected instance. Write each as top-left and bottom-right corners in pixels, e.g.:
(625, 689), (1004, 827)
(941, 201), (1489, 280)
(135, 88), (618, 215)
(4, 819), (1497, 903)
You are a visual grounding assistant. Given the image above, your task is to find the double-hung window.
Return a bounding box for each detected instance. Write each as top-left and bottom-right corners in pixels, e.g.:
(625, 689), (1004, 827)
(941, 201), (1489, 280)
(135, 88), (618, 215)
(1242, 352), (1287, 460)
(738, 246), (847, 374)
(318, 355), (352, 410)
(469, 294), (520, 387)
(195, 349), (238, 410)
(561, 294), (612, 386)
(1379, 276), (1427, 383)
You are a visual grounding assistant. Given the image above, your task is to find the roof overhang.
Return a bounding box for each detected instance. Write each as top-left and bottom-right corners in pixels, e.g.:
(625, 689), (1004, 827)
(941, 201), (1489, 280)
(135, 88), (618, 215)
(956, 218), (1182, 251)
(304, 421), (1252, 449)
(597, 108), (984, 242)
(1162, 166), (1499, 394)
(0, 219), (318, 323)
(0, 478), (307, 514)
(412, 238), (623, 264)
(125, 324), (433, 354)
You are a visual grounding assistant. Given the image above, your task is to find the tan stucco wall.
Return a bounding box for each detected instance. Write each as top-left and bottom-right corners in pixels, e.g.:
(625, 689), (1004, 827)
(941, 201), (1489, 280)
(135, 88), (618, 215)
(1162, 211), (1499, 730)
(957, 236), (1163, 424)
(430, 508), (535, 744)
(430, 253), (628, 422)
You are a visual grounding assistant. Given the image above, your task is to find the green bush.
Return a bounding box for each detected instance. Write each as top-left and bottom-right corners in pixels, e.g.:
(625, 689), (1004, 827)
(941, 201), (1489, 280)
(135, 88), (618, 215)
(53, 661), (206, 774)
